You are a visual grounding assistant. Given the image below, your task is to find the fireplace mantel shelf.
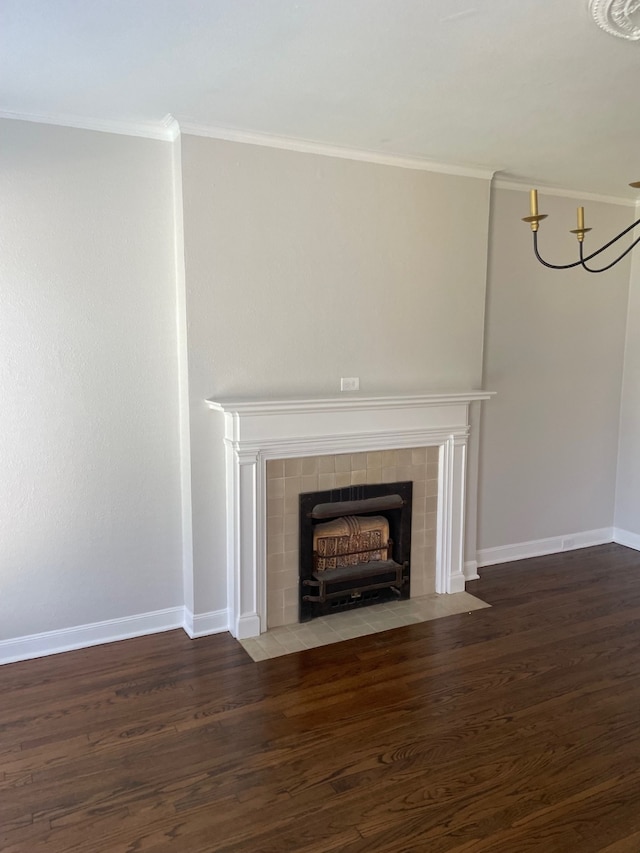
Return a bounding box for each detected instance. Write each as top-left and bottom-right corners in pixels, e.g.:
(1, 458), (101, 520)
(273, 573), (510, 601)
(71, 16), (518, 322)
(207, 390), (494, 416)
(208, 389), (494, 639)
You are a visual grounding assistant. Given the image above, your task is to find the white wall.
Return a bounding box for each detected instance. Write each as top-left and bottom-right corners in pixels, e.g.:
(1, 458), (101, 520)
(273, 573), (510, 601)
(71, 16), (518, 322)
(180, 135), (492, 615)
(0, 120), (183, 642)
(479, 186), (631, 554)
(615, 218), (640, 542)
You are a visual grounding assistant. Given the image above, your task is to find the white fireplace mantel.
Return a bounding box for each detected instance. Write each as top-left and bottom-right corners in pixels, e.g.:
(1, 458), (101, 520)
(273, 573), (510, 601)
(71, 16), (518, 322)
(207, 391), (493, 639)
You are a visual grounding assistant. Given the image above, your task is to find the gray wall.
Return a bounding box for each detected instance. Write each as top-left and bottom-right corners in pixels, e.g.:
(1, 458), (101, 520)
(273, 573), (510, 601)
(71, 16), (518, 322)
(0, 119), (183, 640)
(479, 186), (631, 551)
(2, 118), (638, 649)
(180, 135), (492, 615)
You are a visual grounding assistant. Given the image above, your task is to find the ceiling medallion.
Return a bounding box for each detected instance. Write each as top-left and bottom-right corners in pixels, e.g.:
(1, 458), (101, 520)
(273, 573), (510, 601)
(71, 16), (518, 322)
(589, 0), (640, 40)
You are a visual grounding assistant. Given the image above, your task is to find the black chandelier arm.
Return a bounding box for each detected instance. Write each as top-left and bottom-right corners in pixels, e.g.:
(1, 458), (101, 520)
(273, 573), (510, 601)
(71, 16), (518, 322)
(580, 214), (640, 262)
(533, 231), (583, 269)
(579, 232), (640, 273)
(534, 215), (640, 271)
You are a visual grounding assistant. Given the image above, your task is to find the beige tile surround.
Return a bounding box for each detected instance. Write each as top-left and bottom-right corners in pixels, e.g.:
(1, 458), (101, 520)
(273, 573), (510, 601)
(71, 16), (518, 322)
(266, 446), (440, 628)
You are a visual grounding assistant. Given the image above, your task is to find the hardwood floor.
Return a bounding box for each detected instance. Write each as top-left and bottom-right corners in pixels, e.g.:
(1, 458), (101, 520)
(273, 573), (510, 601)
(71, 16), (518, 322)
(2, 543), (640, 852)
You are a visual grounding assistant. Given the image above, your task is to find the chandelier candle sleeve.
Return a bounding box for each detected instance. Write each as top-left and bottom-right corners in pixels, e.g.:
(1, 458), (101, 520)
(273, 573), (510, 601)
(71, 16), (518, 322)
(578, 207), (585, 231)
(530, 189), (538, 217)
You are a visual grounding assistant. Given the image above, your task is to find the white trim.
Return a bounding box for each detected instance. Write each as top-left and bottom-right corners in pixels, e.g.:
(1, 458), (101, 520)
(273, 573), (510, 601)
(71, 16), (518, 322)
(236, 615), (262, 641)
(0, 607), (185, 666)
(464, 560), (480, 581)
(161, 113), (181, 141)
(613, 226), (640, 535)
(0, 109), (177, 141)
(613, 528), (640, 551)
(493, 177), (636, 207)
(225, 427), (469, 460)
(183, 608), (229, 639)
(180, 121), (495, 179)
(170, 130), (196, 619)
(207, 391), (494, 418)
(0, 110), (495, 177)
(435, 436), (467, 593)
(477, 527), (614, 567)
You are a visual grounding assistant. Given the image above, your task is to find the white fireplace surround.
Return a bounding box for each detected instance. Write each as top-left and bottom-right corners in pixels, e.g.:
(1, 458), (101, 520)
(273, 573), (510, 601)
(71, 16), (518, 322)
(207, 391), (493, 639)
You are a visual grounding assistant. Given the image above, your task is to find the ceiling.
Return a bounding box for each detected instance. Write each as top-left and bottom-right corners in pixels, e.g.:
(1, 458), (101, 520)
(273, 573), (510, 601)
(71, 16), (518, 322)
(3, 0), (640, 199)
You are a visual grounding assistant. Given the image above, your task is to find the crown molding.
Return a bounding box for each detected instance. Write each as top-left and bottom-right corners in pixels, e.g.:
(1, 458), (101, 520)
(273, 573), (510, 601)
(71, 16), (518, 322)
(2, 110), (633, 206)
(178, 120), (496, 179)
(0, 109), (178, 141)
(493, 176), (637, 207)
(0, 108), (495, 177)
(160, 114), (181, 141)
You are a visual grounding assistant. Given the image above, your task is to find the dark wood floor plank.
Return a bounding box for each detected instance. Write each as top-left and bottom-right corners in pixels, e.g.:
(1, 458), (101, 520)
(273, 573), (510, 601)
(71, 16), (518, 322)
(2, 543), (640, 852)
(598, 829), (640, 852)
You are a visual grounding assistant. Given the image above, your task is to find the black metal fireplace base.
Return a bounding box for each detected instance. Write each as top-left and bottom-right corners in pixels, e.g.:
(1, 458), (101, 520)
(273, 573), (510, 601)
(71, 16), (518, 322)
(303, 557), (406, 602)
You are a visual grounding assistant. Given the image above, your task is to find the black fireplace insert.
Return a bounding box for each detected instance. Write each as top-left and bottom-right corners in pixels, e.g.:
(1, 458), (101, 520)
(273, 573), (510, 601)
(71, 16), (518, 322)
(298, 481), (412, 621)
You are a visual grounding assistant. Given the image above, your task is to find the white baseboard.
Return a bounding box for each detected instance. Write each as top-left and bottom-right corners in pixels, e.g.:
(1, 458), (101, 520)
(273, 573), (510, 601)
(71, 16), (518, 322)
(1, 605), (232, 666)
(464, 560), (480, 581)
(613, 528), (640, 551)
(183, 608), (228, 639)
(477, 527), (614, 568)
(0, 606), (185, 666)
(233, 614), (262, 640)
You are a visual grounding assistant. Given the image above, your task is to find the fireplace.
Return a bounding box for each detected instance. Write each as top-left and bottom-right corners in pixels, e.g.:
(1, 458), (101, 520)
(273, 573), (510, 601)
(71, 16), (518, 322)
(299, 481), (413, 620)
(206, 391), (493, 639)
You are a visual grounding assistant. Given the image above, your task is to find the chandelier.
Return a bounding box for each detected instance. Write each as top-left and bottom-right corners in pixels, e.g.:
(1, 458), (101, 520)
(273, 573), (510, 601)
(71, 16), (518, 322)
(529, 3), (640, 272)
(522, 185), (640, 273)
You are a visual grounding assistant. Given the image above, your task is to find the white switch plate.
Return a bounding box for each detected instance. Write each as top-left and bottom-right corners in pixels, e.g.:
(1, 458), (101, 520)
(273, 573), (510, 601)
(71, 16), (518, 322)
(340, 377), (360, 391)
